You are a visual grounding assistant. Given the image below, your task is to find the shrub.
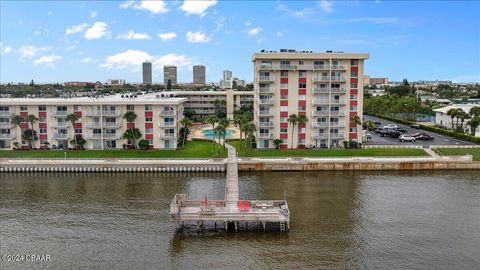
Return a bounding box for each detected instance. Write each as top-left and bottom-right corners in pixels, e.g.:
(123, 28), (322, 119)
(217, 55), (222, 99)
(138, 139), (149, 150)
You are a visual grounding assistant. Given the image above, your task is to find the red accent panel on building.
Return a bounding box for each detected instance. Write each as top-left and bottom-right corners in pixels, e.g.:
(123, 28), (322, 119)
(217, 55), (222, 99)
(74, 123), (82, 128)
(74, 111), (82, 117)
(349, 111), (358, 117)
(145, 123), (153, 128)
(349, 133), (357, 140)
(20, 112), (28, 117)
(351, 66), (358, 72)
(298, 100), (306, 106)
(350, 122), (357, 127)
(145, 134), (153, 140)
(280, 111), (288, 117)
(39, 123), (47, 129)
(280, 78), (288, 84)
(350, 78), (358, 83)
(127, 123), (135, 129)
(280, 100), (288, 106)
(280, 122), (288, 128)
(350, 100), (358, 106)
(20, 123), (28, 129)
(280, 89), (289, 95)
(298, 123), (306, 128)
(144, 111), (153, 117)
(298, 133), (306, 139)
(280, 133), (288, 139)
(298, 112), (306, 116)
(39, 134), (48, 140)
(298, 89), (306, 95)
(298, 78), (306, 83)
(350, 89), (358, 94)
(280, 144), (288, 149)
(38, 112), (46, 117)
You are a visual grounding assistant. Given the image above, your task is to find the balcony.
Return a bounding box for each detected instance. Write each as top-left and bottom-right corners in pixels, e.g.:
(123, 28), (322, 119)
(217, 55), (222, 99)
(258, 110), (274, 116)
(102, 110), (121, 117)
(313, 65), (329, 70)
(312, 87), (347, 94)
(331, 65), (346, 70)
(280, 65), (297, 70)
(258, 122), (274, 127)
(312, 99), (346, 106)
(103, 133), (121, 139)
(53, 133), (68, 139)
(330, 134), (345, 139)
(159, 122), (176, 128)
(0, 122), (12, 128)
(0, 111), (10, 116)
(259, 64), (275, 70)
(258, 133), (274, 139)
(258, 86), (275, 93)
(51, 122), (69, 128)
(258, 76), (275, 83)
(0, 133), (14, 139)
(159, 110), (175, 116)
(53, 111), (68, 116)
(159, 133), (176, 139)
(258, 98), (275, 105)
(311, 122), (329, 128)
(103, 122), (121, 128)
(312, 134), (328, 140)
(331, 76), (346, 82)
(312, 76), (330, 83)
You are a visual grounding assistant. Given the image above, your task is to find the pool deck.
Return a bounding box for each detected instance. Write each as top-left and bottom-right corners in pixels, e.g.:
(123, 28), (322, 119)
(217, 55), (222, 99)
(190, 124), (240, 140)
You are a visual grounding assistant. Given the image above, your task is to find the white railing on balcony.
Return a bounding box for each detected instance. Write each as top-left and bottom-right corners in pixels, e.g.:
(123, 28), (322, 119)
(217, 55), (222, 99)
(0, 122), (12, 128)
(259, 110), (273, 116)
(331, 65), (346, 70)
(51, 122), (69, 128)
(313, 65), (329, 70)
(159, 110), (175, 116)
(331, 76), (346, 82)
(258, 76), (275, 82)
(159, 133), (176, 139)
(312, 99), (346, 105)
(102, 110), (120, 116)
(159, 122), (176, 127)
(280, 65), (298, 70)
(258, 87), (274, 93)
(312, 87), (347, 94)
(312, 122), (329, 128)
(312, 134), (328, 139)
(312, 76), (330, 83)
(259, 99), (275, 105)
(0, 133), (14, 139)
(103, 122), (121, 128)
(258, 133), (274, 139)
(0, 111), (10, 116)
(330, 134), (345, 139)
(258, 122), (274, 127)
(103, 133), (121, 139)
(54, 111), (68, 116)
(53, 133), (68, 139)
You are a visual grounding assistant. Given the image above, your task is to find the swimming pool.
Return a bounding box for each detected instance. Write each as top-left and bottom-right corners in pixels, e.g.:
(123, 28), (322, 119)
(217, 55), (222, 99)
(202, 129), (236, 139)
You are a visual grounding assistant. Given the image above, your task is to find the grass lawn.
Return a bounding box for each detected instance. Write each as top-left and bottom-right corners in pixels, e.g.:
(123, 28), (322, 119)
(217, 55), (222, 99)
(0, 140), (227, 159)
(433, 148), (480, 161)
(228, 140), (429, 158)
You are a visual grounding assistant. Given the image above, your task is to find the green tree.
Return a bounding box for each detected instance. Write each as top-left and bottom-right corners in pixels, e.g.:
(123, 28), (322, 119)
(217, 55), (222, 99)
(123, 111), (138, 147)
(273, 139), (282, 150)
(351, 115), (362, 126)
(122, 128), (142, 148)
(26, 114), (38, 148)
(213, 99), (227, 118)
(364, 120), (376, 130)
(470, 107), (480, 118)
(296, 114), (308, 148)
(180, 118), (193, 149)
(446, 108), (460, 130)
(242, 122), (256, 149)
(287, 114), (298, 149)
(167, 79), (172, 90)
(183, 108), (196, 120)
(69, 134), (86, 149)
(66, 113), (80, 148)
(206, 115), (219, 150)
(138, 139), (149, 150)
(233, 112), (250, 143)
(10, 114), (24, 129)
(22, 129), (38, 149)
(467, 116), (480, 136)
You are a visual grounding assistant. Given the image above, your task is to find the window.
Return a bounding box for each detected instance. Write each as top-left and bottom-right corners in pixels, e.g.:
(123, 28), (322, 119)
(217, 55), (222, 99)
(145, 117), (152, 122)
(298, 83), (306, 88)
(280, 117), (286, 122)
(75, 128), (82, 134)
(280, 106), (288, 111)
(20, 106), (28, 111)
(38, 105), (46, 111)
(147, 139), (153, 145)
(93, 129), (102, 135)
(39, 128), (47, 134)
(350, 127), (357, 132)
(74, 105), (81, 111)
(299, 127), (305, 133)
(350, 105), (358, 111)
(298, 139), (305, 144)
(298, 60), (304, 66)
(127, 105), (135, 111)
(280, 128), (288, 133)
(165, 117), (174, 124)
(299, 71), (305, 78)
(57, 106), (67, 112)
(351, 83), (358, 88)
(281, 94), (288, 100)
(351, 71), (358, 77)
(350, 94), (357, 100)
(38, 117), (46, 123)
(299, 95), (306, 100)
(298, 106), (306, 112)
(331, 83), (340, 89)
(145, 127), (153, 133)
(351, 59), (358, 66)
(280, 71), (288, 77)
(0, 106), (9, 112)
(280, 83), (288, 89)
(145, 105), (152, 111)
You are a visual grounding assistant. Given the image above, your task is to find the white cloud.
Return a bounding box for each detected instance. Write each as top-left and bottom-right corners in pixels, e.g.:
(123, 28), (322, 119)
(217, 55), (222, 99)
(1, 42), (12, 55)
(186, 31), (211, 43)
(247, 27), (263, 36)
(319, 0), (333, 13)
(116, 30), (152, 40)
(277, 3), (314, 17)
(180, 0), (217, 16)
(120, 0), (168, 14)
(158, 32), (177, 41)
(84, 22), (109, 40)
(34, 30), (41, 35)
(101, 50), (194, 72)
(33, 54), (62, 66)
(66, 23), (88, 35)
(90, 10), (98, 18)
(79, 57), (99, 63)
(346, 17), (399, 25)
(276, 32), (284, 37)
(65, 45), (76, 51)
(48, 10), (53, 15)
(17, 45), (50, 60)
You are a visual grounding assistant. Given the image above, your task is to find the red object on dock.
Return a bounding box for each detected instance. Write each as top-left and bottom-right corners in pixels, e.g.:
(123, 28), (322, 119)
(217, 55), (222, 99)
(238, 200), (250, 212)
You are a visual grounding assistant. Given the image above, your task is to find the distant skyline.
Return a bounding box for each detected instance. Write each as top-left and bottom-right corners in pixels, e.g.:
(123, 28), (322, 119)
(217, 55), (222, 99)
(1, 0), (479, 84)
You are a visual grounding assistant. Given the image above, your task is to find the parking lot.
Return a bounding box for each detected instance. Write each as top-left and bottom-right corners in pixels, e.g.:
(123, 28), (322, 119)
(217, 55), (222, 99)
(363, 115), (476, 147)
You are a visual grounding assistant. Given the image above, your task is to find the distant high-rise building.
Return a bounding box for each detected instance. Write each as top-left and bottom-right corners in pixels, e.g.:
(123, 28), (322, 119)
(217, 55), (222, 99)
(223, 70), (233, 81)
(164, 65), (177, 85)
(143, 61), (152, 84)
(193, 65), (206, 84)
(220, 69), (233, 89)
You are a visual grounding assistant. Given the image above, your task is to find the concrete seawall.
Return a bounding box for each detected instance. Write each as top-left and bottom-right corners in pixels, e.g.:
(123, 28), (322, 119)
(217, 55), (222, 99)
(1, 156), (479, 172)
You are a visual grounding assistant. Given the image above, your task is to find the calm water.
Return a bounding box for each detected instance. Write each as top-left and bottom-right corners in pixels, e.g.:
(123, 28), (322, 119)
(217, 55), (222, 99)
(0, 171), (479, 269)
(201, 129), (235, 139)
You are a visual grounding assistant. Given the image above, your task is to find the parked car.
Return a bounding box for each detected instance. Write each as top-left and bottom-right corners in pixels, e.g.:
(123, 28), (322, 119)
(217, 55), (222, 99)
(366, 133), (372, 140)
(383, 124), (398, 129)
(410, 124), (421, 129)
(412, 132), (434, 140)
(374, 121), (382, 125)
(399, 135), (416, 142)
(395, 128), (408, 133)
(388, 130), (402, 138)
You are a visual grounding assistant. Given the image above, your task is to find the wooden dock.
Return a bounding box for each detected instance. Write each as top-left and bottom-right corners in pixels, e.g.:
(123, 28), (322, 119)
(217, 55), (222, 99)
(170, 143), (290, 232)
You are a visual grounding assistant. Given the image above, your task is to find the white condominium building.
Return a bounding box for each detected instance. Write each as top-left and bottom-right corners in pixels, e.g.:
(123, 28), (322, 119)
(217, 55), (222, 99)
(0, 95), (186, 149)
(252, 49), (369, 149)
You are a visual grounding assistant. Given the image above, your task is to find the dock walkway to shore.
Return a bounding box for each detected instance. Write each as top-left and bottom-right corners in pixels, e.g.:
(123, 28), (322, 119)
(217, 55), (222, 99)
(169, 143), (290, 232)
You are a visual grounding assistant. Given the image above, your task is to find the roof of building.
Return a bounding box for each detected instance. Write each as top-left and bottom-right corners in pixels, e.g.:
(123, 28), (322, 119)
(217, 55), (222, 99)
(433, 104), (479, 114)
(1, 93), (187, 105)
(252, 50), (369, 60)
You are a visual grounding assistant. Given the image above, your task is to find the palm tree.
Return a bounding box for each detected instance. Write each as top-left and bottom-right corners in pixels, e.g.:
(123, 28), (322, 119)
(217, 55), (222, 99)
(350, 115), (362, 126)
(22, 129), (38, 149)
(218, 118), (229, 149)
(447, 108), (459, 130)
(470, 107), (480, 118)
(10, 114), (24, 129)
(457, 111), (470, 131)
(122, 128), (142, 147)
(467, 116), (480, 136)
(287, 114), (298, 149)
(123, 111), (138, 147)
(242, 122), (256, 149)
(233, 113), (248, 142)
(296, 114), (308, 148)
(66, 113), (80, 149)
(364, 120), (376, 130)
(180, 118), (193, 149)
(26, 114), (38, 149)
(206, 115), (219, 150)
(215, 124), (226, 152)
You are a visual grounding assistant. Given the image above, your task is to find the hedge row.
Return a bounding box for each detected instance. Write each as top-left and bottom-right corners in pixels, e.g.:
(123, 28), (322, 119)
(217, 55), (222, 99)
(368, 113), (480, 144)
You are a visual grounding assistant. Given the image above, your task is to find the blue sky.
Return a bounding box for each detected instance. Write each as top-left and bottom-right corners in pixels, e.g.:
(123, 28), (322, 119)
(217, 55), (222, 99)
(1, 0), (479, 84)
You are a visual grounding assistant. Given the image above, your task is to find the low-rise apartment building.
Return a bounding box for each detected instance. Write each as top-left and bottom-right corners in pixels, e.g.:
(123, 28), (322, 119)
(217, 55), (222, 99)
(252, 49), (369, 149)
(433, 104), (480, 136)
(0, 95), (186, 149)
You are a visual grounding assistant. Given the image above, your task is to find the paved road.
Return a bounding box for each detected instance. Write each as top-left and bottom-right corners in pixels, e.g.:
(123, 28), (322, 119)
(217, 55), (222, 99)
(363, 115), (476, 147)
